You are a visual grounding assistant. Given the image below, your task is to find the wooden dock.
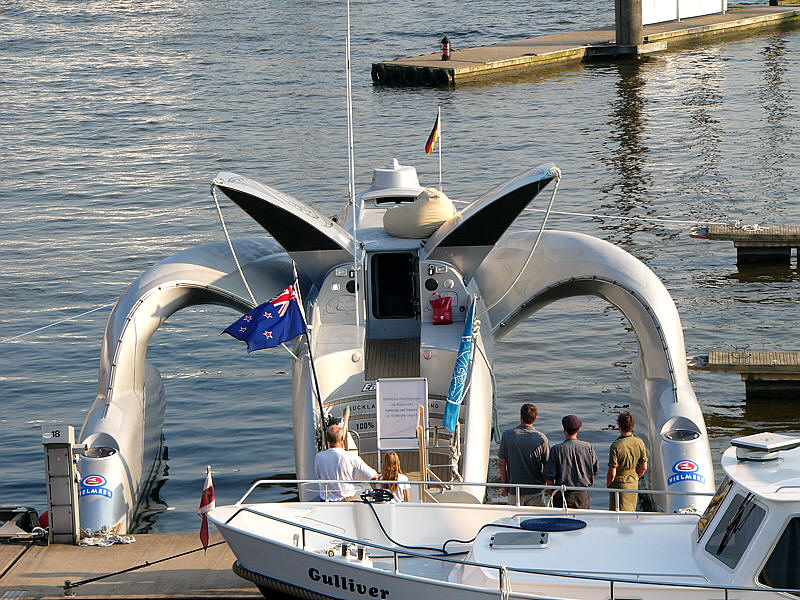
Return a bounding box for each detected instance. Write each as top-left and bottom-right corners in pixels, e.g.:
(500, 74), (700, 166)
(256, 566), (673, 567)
(372, 6), (800, 86)
(0, 534), (259, 600)
(691, 223), (800, 265)
(689, 351), (800, 399)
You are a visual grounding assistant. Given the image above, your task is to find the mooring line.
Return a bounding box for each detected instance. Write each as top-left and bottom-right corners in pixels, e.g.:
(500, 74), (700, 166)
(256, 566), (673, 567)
(0, 303), (115, 344)
(451, 199), (727, 227)
(63, 540), (226, 594)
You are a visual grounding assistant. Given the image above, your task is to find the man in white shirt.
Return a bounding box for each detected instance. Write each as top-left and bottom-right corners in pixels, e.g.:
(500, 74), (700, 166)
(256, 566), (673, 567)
(314, 424), (378, 501)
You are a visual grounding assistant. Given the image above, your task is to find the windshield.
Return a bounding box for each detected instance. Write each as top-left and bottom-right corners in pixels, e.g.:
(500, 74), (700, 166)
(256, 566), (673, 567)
(697, 477), (733, 540)
(705, 492), (766, 569)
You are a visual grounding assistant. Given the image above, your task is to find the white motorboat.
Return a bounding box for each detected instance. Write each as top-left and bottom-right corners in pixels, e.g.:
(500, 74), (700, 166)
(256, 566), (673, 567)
(76, 155), (715, 533)
(211, 432), (800, 599)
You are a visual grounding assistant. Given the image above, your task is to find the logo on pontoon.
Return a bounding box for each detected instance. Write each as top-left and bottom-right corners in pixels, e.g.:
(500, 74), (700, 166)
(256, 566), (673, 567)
(667, 460), (705, 485)
(79, 474), (113, 498)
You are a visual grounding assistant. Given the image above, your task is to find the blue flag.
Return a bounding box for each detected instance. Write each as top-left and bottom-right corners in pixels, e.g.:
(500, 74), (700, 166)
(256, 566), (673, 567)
(223, 284), (307, 352)
(443, 298), (475, 433)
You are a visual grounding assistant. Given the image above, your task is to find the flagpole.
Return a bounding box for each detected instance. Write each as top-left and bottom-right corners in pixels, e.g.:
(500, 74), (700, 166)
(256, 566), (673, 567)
(437, 104), (442, 191)
(292, 262), (328, 449)
(345, 0), (361, 337)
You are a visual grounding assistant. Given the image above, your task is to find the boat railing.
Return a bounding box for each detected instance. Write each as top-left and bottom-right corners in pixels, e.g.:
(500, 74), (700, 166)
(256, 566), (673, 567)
(237, 477), (714, 511)
(220, 502), (799, 598)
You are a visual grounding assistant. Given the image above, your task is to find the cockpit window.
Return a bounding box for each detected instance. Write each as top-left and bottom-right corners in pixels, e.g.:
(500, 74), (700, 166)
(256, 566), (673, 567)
(697, 477), (733, 540)
(374, 196), (416, 205)
(704, 492), (766, 569)
(758, 517), (800, 593)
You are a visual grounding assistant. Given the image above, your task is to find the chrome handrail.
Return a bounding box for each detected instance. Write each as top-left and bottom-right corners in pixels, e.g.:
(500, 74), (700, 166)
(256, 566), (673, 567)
(236, 477), (715, 507)
(219, 504), (799, 596)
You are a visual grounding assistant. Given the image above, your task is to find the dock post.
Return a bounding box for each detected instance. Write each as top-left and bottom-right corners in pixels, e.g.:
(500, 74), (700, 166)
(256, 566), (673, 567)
(42, 425), (81, 544)
(616, 0), (643, 47)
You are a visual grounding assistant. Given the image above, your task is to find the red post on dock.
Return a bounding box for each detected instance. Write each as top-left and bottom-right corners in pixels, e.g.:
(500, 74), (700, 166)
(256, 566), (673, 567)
(615, 0), (643, 46)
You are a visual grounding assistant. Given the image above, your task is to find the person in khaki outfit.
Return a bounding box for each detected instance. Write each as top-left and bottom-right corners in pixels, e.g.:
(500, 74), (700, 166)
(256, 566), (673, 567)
(606, 412), (647, 511)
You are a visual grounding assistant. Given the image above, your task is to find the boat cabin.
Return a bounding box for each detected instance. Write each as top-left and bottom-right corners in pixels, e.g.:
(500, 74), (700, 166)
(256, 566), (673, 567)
(692, 432), (800, 592)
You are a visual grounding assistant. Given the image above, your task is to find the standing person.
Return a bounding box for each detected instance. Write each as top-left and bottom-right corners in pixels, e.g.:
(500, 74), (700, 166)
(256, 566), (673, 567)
(379, 451), (411, 502)
(544, 415), (599, 509)
(315, 424), (378, 501)
(606, 411), (648, 511)
(498, 403), (550, 506)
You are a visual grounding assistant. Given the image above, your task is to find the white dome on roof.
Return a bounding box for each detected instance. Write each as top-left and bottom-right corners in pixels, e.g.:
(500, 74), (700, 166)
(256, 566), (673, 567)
(367, 158), (421, 193)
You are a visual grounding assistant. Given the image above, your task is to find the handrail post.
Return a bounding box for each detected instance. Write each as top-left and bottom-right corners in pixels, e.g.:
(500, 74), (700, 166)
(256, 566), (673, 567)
(302, 527), (306, 549)
(610, 579), (615, 600)
(393, 551), (399, 574)
(515, 486), (521, 506)
(614, 491), (620, 512)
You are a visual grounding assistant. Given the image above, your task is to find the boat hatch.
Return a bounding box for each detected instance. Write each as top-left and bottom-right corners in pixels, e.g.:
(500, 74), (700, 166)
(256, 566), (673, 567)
(731, 432), (800, 461)
(370, 253), (417, 319)
(367, 252), (420, 339)
(490, 531), (549, 549)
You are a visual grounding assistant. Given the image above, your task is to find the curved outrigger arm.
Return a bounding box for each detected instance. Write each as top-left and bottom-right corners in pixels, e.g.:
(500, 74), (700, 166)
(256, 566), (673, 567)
(78, 238), (294, 533)
(421, 163), (560, 281)
(213, 172), (354, 282)
(473, 230), (715, 512)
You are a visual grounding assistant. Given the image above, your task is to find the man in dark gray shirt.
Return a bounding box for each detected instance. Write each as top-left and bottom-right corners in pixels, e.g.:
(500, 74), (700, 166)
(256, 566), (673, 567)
(498, 404), (549, 506)
(544, 415), (599, 509)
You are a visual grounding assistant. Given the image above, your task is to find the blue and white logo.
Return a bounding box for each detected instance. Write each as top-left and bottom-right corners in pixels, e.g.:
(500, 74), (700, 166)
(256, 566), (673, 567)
(667, 459), (706, 486)
(79, 474), (113, 498)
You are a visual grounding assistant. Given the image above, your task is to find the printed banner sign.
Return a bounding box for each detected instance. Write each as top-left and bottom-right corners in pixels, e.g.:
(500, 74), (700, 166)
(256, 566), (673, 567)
(376, 378), (428, 451)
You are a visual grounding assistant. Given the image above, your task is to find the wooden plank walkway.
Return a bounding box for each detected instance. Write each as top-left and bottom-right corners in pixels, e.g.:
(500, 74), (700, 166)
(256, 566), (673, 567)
(0, 534), (259, 600)
(372, 6), (800, 86)
(365, 337), (420, 380)
(692, 224), (800, 245)
(689, 351), (800, 378)
(691, 224), (800, 264)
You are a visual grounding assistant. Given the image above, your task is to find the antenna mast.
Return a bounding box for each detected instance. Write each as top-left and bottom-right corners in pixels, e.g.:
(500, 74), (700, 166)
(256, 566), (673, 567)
(345, 0), (360, 331)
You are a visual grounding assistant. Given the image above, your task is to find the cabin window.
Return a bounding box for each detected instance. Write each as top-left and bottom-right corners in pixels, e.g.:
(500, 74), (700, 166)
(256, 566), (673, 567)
(704, 492), (766, 569)
(374, 196), (416, 205)
(758, 517), (800, 592)
(697, 477), (733, 540)
(370, 253), (416, 319)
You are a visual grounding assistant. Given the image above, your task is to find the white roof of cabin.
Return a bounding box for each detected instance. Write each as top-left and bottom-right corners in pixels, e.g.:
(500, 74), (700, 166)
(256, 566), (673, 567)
(721, 440), (800, 501)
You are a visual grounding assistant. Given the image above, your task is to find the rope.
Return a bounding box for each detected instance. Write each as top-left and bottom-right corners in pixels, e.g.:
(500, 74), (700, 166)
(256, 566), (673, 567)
(211, 184), (257, 306)
(479, 171), (560, 318)
(500, 565), (512, 600)
(451, 199), (728, 227)
(0, 303), (115, 343)
(63, 540), (225, 593)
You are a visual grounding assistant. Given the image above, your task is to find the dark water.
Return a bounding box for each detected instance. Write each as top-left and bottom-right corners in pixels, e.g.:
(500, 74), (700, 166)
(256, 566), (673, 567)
(2, 1), (799, 532)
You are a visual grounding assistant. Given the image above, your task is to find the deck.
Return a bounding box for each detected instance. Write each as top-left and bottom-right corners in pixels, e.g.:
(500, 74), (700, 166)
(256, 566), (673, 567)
(372, 6), (800, 86)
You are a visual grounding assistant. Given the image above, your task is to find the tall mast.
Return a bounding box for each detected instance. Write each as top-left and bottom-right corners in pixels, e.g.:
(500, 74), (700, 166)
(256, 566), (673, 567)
(345, 0), (360, 331)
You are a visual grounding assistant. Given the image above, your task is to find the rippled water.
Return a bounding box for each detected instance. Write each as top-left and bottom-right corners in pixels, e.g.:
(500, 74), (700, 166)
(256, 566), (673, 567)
(2, 1), (799, 532)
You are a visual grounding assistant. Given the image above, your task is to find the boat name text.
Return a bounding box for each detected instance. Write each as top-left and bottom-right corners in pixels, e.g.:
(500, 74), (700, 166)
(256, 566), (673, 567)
(308, 567), (389, 598)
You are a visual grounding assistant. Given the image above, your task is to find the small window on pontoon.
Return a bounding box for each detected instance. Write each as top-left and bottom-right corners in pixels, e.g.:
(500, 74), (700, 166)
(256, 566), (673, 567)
(697, 477), (733, 540)
(704, 492), (766, 569)
(758, 517), (800, 594)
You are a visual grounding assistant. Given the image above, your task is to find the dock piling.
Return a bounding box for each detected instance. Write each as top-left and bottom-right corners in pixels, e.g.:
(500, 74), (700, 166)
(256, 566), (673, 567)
(616, 0), (643, 46)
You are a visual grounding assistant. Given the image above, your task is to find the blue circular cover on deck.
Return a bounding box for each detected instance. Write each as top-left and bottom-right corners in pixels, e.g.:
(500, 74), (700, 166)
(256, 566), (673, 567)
(520, 518), (586, 532)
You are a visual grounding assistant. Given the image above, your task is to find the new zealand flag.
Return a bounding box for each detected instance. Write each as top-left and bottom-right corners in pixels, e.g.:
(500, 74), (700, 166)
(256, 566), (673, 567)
(223, 285), (307, 352)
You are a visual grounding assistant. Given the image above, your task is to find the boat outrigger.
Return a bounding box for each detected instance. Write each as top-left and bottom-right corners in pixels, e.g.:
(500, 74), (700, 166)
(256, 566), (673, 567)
(212, 432), (800, 599)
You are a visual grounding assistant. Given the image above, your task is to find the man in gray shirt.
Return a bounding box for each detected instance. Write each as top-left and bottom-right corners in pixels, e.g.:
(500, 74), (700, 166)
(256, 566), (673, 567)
(544, 415), (598, 509)
(498, 404), (549, 506)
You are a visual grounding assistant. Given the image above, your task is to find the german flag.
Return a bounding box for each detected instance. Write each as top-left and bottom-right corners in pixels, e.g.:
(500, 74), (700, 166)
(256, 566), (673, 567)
(425, 112), (440, 155)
